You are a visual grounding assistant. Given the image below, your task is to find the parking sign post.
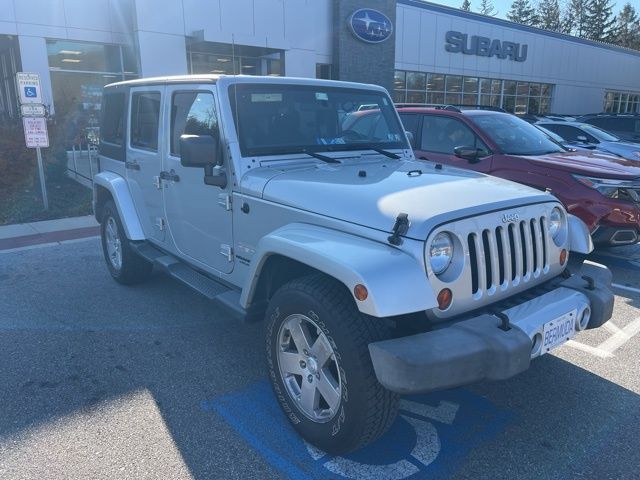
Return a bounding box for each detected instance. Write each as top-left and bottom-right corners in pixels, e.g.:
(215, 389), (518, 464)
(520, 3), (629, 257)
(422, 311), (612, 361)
(16, 72), (49, 210)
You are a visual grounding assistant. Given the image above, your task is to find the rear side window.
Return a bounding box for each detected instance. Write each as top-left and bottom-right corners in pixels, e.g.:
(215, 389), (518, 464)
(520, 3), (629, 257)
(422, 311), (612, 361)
(99, 91), (127, 161)
(170, 92), (218, 156)
(101, 93), (125, 146)
(130, 92), (160, 151)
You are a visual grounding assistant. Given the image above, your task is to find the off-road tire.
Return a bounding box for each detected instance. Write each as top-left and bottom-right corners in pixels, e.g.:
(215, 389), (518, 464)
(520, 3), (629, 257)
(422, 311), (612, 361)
(265, 273), (399, 455)
(100, 200), (153, 285)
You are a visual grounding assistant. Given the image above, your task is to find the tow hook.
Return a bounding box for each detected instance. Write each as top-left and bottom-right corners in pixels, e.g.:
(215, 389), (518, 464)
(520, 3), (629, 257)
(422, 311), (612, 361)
(494, 311), (511, 331)
(582, 275), (596, 291)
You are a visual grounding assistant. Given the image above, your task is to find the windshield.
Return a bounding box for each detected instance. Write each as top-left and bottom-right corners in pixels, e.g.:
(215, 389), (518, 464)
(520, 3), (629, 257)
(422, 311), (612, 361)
(535, 125), (566, 143)
(229, 84), (407, 157)
(579, 124), (620, 142)
(473, 114), (565, 155)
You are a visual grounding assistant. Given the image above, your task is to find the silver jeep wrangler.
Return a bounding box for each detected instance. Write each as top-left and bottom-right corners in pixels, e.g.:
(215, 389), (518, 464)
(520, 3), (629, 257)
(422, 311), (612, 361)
(93, 75), (614, 454)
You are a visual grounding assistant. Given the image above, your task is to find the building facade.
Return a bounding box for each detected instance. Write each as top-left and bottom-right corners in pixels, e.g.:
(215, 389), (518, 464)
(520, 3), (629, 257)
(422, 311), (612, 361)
(1, 0), (639, 129)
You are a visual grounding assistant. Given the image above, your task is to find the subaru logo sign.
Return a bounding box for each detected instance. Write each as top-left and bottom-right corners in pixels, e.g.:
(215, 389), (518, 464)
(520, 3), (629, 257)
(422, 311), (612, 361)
(349, 8), (393, 44)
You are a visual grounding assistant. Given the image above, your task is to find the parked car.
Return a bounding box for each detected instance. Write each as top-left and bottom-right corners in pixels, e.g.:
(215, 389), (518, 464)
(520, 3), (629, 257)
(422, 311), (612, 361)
(394, 106), (640, 246)
(93, 75), (612, 454)
(578, 114), (640, 143)
(537, 120), (640, 161)
(533, 124), (593, 152)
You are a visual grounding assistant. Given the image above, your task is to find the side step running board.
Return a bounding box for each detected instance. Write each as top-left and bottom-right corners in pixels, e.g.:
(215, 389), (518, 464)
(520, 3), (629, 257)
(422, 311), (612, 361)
(131, 242), (247, 320)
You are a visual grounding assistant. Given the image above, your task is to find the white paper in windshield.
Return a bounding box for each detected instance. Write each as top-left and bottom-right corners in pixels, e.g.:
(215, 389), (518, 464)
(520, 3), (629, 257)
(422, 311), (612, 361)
(251, 93), (282, 102)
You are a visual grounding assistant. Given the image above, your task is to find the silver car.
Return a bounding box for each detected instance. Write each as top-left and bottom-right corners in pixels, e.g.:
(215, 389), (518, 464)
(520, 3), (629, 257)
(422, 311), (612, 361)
(537, 121), (640, 162)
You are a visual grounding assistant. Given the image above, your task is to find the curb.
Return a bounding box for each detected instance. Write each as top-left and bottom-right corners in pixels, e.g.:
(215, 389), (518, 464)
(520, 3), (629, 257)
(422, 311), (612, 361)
(0, 226), (100, 251)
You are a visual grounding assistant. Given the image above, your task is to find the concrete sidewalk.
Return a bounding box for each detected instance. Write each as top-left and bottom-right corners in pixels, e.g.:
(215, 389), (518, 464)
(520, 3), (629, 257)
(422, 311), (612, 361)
(0, 215), (99, 252)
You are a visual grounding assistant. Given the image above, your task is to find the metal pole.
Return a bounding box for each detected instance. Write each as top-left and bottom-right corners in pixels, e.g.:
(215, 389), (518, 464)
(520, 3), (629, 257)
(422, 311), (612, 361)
(36, 147), (48, 210)
(88, 143), (94, 181)
(72, 144), (78, 179)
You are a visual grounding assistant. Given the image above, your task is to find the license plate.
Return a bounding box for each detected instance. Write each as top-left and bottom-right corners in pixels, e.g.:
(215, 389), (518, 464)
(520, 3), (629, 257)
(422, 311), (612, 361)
(541, 310), (577, 354)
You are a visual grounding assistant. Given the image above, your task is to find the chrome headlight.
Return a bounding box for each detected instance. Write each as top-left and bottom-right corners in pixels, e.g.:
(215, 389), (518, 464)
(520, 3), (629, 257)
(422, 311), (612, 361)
(429, 232), (454, 274)
(549, 206), (567, 246)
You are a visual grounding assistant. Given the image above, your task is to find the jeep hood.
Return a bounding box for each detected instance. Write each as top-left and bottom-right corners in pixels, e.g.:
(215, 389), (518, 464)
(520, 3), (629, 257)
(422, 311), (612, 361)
(250, 159), (555, 240)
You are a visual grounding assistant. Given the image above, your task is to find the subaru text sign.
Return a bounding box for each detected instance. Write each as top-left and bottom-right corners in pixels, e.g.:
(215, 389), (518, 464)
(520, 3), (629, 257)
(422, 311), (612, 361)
(349, 9), (393, 44)
(445, 31), (528, 62)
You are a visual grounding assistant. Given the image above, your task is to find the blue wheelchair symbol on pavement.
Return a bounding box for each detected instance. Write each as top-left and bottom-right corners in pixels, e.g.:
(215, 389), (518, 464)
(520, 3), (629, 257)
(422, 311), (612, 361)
(24, 86), (37, 98)
(202, 381), (512, 480)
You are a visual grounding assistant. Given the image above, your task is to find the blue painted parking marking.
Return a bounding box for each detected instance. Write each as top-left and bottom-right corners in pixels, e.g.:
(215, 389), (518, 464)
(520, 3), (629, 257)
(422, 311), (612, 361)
(202, 381), (512, 479)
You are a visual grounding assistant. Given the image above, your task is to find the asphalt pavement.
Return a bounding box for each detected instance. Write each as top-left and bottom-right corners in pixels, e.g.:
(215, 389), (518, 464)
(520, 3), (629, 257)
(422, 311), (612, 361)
(0, 238), (639, 480)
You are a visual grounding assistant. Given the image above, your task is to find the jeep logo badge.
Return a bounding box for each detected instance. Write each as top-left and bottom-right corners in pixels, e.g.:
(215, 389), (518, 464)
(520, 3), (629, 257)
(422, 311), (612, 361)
(502, 213), (520, 223)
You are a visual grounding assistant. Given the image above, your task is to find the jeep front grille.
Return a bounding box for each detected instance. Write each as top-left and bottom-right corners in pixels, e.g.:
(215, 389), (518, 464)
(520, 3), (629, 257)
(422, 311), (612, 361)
(467, 216), (548, 296)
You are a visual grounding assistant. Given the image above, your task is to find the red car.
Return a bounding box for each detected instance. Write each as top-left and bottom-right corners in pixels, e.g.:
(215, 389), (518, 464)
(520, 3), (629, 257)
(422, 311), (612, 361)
(378, 107), (640, 246)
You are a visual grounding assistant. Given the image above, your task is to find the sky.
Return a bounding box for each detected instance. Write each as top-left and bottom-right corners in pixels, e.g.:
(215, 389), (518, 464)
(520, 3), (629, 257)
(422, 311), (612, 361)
(429, 0), (625, 21)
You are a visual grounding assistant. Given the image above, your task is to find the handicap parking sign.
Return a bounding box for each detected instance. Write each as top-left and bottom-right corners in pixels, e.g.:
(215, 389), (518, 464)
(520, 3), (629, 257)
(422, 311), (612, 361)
(16, 72), (42, 104)
(202, 381), (512, 480)
(24, 86), (37, 98)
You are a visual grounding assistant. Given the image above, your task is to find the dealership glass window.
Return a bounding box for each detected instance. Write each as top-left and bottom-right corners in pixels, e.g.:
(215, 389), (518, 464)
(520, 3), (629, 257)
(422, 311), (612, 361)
(406, 72), (427, 91)
(46, 39), (138, 145)
(428, 73), (445, 91)
(394, 70), (554, 114)
(317, 64), (332, 80)
(187, 42), (284, 76)
(604, 90), (640, 113)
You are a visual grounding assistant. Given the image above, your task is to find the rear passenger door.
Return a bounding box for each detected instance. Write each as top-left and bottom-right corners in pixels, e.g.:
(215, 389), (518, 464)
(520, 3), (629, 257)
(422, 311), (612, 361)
(414, 115), (493, 173)
(126, 87), (166, 243)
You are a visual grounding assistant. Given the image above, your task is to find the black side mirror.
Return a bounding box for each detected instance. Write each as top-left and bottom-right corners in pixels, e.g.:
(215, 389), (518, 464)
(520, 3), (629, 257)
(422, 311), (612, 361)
(454, 146), (484, 163)
(180, 134), (219, 168)
(179, 134), (227, 188)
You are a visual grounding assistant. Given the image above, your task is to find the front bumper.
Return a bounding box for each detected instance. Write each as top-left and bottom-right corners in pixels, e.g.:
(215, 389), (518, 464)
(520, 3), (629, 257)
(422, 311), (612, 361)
(369, 262), (614, 394)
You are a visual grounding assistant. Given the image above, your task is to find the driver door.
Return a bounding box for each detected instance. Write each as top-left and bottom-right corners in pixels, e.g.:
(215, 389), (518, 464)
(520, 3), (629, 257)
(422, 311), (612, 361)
(162, 86), (233, 274)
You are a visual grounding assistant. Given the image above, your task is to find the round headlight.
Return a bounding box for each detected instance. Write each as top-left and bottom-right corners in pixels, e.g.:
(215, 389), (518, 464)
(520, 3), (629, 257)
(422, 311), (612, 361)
(429, 232), (454, 274)
(549, 207), (565, 243)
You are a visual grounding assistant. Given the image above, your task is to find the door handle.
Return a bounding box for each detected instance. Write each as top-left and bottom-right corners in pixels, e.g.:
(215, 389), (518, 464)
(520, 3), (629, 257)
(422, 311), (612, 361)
(159, 170), (180, 182)
(125, 160), (140, 171)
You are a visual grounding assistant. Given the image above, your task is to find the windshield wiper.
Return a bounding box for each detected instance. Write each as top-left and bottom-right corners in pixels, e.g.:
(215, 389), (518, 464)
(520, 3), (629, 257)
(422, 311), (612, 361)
(302, 149), (340, 164)
(370, 148), (400, 159)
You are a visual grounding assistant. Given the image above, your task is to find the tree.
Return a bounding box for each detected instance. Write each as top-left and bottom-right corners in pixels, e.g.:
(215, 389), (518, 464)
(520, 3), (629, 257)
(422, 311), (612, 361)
(613, 3), (640, 49)
(461, 0), (471, 11)
(478, 0), (497, 16)
(584, 0), (616, 42)
(507, 0), (539, 26)
(538, 0), (562, 31)
(565, 0), (588, 36)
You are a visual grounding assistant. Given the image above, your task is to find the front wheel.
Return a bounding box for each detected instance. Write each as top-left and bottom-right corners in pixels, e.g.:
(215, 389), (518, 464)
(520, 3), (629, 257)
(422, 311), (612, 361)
(265, 274), (399, 454)
(100, 200), (153, 285)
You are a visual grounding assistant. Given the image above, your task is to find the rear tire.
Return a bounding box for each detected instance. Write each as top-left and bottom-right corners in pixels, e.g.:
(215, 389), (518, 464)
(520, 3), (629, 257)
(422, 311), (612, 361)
(265, 273), (399, 455)
(100, 200), (153, 285)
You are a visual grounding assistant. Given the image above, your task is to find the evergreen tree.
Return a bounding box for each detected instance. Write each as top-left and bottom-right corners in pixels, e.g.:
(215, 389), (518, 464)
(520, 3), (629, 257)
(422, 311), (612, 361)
(478, 0), (497, 16)
(507, 0), (539, 26)
(613, 3), (640, 49)
(538, 0), (562, 31)
(461, 0), (472, 11)
(566, 0), (588, 36)
(584, 0), (616, 41)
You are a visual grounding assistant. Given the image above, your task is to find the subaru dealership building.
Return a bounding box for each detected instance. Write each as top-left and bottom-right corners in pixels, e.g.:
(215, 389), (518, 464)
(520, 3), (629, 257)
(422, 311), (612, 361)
(1, 0), (639, 122)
